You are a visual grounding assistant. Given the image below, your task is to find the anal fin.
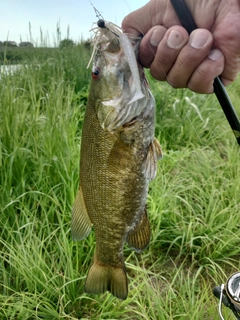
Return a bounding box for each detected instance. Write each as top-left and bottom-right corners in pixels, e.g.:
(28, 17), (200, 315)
(71, 187), (92, 241)
(126, 207), (151, 253)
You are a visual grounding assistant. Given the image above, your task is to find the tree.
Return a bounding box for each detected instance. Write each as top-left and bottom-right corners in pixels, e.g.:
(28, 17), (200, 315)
(59, 39), (75, 49)
(19, 42), (34, 48)
(3, 41), (18, 47)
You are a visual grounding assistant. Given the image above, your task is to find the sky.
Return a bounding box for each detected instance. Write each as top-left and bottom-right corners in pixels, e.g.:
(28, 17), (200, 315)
(1, 0), (148, 46)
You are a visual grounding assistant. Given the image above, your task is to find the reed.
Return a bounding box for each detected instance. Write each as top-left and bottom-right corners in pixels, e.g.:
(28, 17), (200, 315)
(0, 42), (240, 319)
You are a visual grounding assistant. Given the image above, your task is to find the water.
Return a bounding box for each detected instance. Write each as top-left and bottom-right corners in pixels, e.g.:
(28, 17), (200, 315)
(0, 64), (22, 76)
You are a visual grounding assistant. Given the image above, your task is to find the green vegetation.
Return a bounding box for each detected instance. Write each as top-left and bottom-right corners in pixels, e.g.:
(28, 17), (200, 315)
(59, 39), (75, 49)
(0, 42), (240, 319)
(0, 39), (83, 65)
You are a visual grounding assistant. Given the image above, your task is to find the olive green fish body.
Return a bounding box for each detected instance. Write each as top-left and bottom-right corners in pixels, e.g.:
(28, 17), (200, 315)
(71, 25), (162, 300)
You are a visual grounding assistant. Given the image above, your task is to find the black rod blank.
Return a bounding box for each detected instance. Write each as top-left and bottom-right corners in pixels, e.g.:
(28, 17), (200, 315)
(170, 0), (240, 145)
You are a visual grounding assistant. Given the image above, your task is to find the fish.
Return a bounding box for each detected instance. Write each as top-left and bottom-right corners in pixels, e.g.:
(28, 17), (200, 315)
(71, 19), (162, 300)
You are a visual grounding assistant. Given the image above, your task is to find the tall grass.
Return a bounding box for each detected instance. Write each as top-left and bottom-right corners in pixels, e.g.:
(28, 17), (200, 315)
(0, 42), (240, 319)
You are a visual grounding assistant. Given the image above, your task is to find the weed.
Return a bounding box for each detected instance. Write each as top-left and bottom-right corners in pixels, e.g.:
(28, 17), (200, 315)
(0, 43), (240, 319)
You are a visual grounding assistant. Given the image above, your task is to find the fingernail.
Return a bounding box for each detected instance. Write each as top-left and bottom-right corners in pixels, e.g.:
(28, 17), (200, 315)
(208, 49), (223, 61)
(150, 29), (163, 47)
(190, 30), (208, 49)
(167, 30), (184, 48)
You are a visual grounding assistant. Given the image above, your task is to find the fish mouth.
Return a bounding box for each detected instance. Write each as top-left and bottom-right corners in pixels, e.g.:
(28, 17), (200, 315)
(88, 20), (142, 66)
(90, 20), (154, 133)
(98, 38), (121, 54)
(87, 22), (122, 68)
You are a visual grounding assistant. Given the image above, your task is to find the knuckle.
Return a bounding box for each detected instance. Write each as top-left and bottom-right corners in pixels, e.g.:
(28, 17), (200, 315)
(150, 55), (173, 81)
(166, 76), (186, 89)
(150, 66), (166, 81)
(177, 55), (195, 71)
(187, 67), (215, 93)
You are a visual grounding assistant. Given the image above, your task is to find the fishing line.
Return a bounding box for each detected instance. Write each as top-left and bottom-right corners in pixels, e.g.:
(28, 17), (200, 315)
(170, 0), (240, 145)
(89, 1), (120, 38)
(87, 1), (203, 143)
(89, 1), (104, 20)
(135, 23), (203, 143)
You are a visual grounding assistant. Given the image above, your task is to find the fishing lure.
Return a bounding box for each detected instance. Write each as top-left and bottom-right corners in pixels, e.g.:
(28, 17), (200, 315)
(87, 5), (145, 104)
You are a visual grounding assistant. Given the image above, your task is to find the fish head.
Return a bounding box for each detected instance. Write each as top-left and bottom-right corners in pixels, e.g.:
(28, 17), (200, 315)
(88, 22), (155, 133)
(90, 28), (127, 104)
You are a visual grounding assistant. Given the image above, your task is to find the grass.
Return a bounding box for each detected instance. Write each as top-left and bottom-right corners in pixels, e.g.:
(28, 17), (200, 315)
(0, 42), (240, 319)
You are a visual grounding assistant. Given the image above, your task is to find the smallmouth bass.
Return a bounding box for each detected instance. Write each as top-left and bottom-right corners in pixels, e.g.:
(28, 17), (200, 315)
(71, 20), (162, 300)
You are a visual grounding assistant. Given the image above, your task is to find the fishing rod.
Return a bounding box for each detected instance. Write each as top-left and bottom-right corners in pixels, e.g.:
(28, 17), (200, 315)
(213, 272), (240, 320)
(170, 0), (240, 146)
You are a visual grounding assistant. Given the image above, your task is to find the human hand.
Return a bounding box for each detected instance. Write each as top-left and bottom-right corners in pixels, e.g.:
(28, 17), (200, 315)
(122, 0), (240, 93)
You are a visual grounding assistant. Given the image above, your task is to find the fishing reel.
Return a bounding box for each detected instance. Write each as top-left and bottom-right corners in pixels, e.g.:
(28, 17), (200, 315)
(213, 272), (240, 319)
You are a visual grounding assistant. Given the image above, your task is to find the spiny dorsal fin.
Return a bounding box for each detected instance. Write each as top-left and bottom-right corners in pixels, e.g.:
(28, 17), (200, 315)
(144, 137), (163, 180)
(71, 187), (92, 241)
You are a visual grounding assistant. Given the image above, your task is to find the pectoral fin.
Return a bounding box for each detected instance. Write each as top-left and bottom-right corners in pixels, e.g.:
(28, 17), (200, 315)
(153, 137), (163, 160)
(126, 207), (151, 253)
(71, 187), (92, 241)
(99, 94), (153, 133)
(144, 137), (163, 180)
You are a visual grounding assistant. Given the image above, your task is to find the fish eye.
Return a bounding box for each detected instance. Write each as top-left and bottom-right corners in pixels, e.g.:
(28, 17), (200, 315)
(92, 68), (100, 79)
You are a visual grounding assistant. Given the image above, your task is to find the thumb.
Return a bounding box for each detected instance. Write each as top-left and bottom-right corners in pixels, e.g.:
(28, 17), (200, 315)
(122, 1), (180, 37)
(121, 2), (153, 36)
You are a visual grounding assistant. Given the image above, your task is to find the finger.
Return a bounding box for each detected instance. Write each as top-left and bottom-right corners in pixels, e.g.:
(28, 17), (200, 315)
(219, 49), (240, 87)
(139, 26), (167, 68)
(148, 26), (189, 80)
(187, 49), (224, 93)
(213, 13), (240, 86)
(166, 29), (214, 88)
(221, 74), (238, 87)
(122, 1), (180, 36)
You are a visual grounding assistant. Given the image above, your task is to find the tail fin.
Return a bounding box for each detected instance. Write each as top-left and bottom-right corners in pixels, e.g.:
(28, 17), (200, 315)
(84, 259), (128, 300)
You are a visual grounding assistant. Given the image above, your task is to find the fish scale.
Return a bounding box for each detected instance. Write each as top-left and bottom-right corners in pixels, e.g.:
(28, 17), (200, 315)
(71, 21), (162, 300)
